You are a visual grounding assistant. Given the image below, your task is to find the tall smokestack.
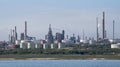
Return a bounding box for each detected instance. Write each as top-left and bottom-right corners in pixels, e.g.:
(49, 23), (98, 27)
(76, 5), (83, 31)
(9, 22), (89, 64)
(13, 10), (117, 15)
(25, 21), (27, 40)
(96, 17), (99, 41)
(102, 12), (105, 39)
(113, 20), (115, 43)
(9, 34), (10, 43)
(10, 29), (12, 43)
(15, 26), (17, 40)
(13, 29), (15, 44)
(83, 29), (85, 40)
(105, 30), (107, 38)
(62, 30), (65, 40)
(10, 29), (11, 43)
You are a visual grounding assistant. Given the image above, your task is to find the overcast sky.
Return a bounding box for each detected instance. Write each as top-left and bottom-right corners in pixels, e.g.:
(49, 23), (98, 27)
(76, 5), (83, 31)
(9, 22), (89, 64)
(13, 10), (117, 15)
(0, 0), (120, 41)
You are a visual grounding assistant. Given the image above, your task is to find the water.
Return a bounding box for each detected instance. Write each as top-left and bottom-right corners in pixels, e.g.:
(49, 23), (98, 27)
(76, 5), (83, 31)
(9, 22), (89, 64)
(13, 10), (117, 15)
(0, 60), (120, 67)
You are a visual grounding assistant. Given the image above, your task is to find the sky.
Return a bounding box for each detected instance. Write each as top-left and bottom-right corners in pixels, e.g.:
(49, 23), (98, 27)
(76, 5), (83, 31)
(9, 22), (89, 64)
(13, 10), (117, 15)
(0, 0), (120, 41)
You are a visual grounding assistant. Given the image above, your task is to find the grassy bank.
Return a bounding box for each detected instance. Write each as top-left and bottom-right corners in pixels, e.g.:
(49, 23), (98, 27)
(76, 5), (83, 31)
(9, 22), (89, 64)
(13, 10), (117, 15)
(0, 45), (120, 60)
(0, 54), (120, 60)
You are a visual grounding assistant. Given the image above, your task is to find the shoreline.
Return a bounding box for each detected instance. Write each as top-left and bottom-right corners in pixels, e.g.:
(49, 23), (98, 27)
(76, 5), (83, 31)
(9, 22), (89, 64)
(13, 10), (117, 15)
(0, 55), (120, 60)
(0, 58), (106, 60)
(0, 58), (57, 60)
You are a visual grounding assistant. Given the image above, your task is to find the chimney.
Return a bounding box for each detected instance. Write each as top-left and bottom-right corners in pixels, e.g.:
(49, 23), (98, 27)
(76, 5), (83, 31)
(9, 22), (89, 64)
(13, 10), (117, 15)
(102, 12), (105, 39)
(13, 29), (15, 44)
(113, 20), (115, 43)
(83, 30), (85, 40)
(15, 26), (17, 40)
(96, 17), (99, 41)
(25, 21), (27, 40)
(10, 29), (12, 43)
(9, 34), (10, 43)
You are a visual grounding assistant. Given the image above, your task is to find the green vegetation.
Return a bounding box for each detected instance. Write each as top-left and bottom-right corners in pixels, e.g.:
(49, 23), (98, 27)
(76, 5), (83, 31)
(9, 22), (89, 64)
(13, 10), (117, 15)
(0, 44), (120, 59)
(0, 44), (120, 55)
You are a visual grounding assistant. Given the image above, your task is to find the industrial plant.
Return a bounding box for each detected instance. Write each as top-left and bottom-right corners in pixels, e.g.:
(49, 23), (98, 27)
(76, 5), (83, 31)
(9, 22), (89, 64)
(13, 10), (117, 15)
(0, 11), (120, 50)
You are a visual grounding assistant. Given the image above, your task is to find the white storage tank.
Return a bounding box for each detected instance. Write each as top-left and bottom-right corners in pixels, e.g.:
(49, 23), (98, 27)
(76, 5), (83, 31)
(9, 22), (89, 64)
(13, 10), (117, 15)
(111, 43), (120, 49)
(58, 43), (65, 49)
(15, 40), (20, 45)
(43, 44), (49, 49)
(51, 43), (54, 49)
(20, 42), (28, 49)
(35, 44), (41, 48)
(27, 42), (35, 49)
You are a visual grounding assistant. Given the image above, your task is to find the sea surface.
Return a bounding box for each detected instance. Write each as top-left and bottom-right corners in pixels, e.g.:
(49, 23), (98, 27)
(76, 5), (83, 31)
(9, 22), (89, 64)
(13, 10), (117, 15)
(0, 60), (120, 67)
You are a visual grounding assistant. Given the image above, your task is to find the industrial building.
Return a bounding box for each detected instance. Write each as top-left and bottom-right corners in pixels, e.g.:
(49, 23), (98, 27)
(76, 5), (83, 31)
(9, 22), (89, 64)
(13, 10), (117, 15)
(4, 11), (120, 50)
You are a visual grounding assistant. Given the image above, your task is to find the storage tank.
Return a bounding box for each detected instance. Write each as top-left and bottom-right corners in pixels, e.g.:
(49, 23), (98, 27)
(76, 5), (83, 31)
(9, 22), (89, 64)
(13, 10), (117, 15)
(43, 44), (49, 49)
(111, 43), (120, 49)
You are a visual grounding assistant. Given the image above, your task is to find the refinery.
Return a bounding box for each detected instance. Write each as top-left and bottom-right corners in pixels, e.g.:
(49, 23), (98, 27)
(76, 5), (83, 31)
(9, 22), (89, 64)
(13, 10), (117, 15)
(0, 11), (120, 50)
